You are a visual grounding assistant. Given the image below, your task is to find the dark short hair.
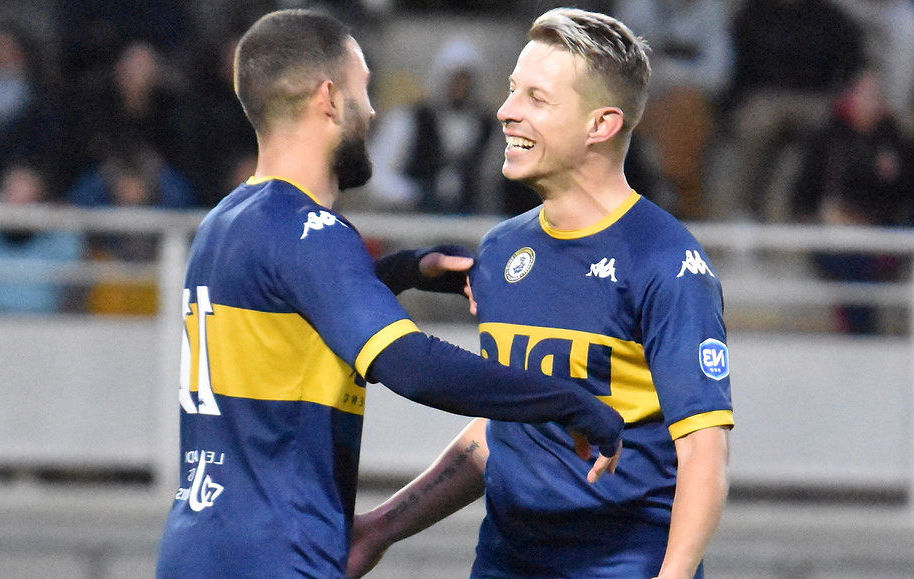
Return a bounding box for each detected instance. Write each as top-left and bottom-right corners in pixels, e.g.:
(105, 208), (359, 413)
(234, 9), (350, 135)
(529, 8), (651, 132)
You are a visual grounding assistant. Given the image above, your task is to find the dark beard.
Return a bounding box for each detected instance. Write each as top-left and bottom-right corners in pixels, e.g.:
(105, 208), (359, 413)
(332, 133), (372, 191)
(333, 99), (373, 191)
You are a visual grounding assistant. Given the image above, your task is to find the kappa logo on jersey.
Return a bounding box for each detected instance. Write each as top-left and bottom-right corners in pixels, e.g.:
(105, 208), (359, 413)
(504, 247), (535, 283)
(187, 455), (224, 512)
(676, 250), (715, 278)
(300, 210), (346, 239)
(699, 338), (729, 380)
(586, 257), (617, 281)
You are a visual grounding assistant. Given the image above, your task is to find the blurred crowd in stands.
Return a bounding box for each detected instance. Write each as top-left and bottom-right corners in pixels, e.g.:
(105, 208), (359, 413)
(1, 0), (914, 331)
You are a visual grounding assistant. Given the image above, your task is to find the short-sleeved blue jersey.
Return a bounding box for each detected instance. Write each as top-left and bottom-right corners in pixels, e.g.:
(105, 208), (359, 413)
(470, 192), (733, 576)
(156, 178), (418, 578)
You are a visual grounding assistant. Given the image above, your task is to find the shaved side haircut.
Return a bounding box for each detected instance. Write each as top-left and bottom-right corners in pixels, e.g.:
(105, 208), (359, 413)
(234, 9), (350, 135)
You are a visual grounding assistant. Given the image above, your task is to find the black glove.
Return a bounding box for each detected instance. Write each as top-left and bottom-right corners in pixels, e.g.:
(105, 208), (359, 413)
(375, 244), (473, 296)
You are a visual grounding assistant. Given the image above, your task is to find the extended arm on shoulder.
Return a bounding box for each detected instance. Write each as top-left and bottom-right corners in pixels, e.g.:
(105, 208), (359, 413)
(368, 332), (624, 457)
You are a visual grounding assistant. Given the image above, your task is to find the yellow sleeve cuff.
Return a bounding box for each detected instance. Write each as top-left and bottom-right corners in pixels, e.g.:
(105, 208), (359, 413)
(354, 319), (420, 377)
(668, 410), (734, 440)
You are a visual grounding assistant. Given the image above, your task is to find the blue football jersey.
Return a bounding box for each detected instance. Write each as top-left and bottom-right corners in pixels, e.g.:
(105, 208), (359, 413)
(157, 178), (418, 578)
(471, 192), (733, 574)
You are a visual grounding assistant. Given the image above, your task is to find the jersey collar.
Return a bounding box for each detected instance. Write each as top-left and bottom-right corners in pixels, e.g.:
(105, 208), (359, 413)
(246, 176), (323, 206)
(538, 191), (641, 239)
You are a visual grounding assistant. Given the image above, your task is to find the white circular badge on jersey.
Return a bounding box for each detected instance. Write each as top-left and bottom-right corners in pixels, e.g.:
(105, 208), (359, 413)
(504, 247), (535, 283)
(699, 338), (729, 380)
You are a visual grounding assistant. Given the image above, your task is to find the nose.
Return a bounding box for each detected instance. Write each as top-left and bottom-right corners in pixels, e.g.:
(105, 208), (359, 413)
(497, 92), (519, 125)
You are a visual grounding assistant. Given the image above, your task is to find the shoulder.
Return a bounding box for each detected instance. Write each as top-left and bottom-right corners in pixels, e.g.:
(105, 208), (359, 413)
(480, 206), (541, 248)
(201, 181), (354, 248)
(625, 196), (701, 253)
(622, 197), (717, 281)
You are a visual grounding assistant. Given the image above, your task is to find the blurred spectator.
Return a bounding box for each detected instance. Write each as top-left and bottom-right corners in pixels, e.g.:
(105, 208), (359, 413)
(0, 163), (82, 314)
(615, 0), (733, 219)
(68, 140), (195, 211)
(724, 0), (865, 222)
(791, 68), (914, 334)
(55, 0), (189, 79)
(68, 140), (195, 251)
(0, 20), (69, 198)
(368, 37), (500, 213)
(832, 0), (914, 125)
(70, 40), (192, 185)
(67, 142), (195, 316)
(178, 34), (257, 207)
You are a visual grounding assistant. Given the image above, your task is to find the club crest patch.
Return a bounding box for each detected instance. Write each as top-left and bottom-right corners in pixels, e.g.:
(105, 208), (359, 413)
(699, 338), (729, 380)
(504, 247), (535, 283)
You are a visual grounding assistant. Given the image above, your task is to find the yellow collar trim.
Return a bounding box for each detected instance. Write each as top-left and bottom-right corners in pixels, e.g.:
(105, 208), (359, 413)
(246, 176), (322, 206)
(539, 191), (641, 239)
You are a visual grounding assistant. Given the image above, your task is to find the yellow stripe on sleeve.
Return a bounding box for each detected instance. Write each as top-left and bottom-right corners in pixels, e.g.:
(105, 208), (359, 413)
(668, 410), (734, 440)
(354, 319), (420, 378)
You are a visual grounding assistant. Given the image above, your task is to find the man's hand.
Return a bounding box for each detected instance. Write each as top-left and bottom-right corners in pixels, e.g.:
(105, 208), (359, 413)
(417, 250), (474, 279)
(375, 245), (473, 296)
(571, 433), (622, 483)
(414, 245), (474, 295)
(346, 512), (390, 578)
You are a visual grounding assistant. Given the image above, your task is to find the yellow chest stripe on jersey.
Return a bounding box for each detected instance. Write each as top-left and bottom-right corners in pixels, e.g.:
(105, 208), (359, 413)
(478, 322), (660, 424)
(186, 303), (366, 414)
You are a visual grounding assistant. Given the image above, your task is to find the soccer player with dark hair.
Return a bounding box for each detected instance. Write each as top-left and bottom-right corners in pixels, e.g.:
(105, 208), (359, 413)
(349, 8), (733, 579)
(154, 9), (626, 578)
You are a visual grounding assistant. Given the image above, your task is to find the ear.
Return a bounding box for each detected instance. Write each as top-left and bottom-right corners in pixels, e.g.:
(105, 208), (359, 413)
(585, 107), (624, 145)
(315, 79), (344, 124)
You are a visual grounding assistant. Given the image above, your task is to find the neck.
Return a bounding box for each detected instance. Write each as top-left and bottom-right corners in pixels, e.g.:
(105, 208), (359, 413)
(252, 121), (339, 207)
(537, 160), (632, 231)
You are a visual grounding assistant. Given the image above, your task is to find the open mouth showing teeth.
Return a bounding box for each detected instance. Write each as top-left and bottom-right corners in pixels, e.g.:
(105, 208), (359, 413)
(506, 136), (535, 150)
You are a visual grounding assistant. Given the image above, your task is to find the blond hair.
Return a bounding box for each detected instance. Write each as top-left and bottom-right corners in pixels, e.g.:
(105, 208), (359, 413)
(529, 8), (651, 131)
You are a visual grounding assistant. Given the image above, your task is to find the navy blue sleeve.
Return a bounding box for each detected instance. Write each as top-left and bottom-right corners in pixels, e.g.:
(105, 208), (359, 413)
(272, 207), (412, 367)
(369, 332), (624, 455)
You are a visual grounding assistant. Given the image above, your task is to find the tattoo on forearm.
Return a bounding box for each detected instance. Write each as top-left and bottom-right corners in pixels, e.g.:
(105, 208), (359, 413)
(383, 440), (480, 523)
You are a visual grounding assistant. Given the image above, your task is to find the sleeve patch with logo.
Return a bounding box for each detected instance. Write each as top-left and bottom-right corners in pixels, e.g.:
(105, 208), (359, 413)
(699, 338), (729, 380)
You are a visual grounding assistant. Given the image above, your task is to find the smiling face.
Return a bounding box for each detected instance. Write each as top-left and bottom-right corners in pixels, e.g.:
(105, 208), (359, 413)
(497, 41), (594, 192)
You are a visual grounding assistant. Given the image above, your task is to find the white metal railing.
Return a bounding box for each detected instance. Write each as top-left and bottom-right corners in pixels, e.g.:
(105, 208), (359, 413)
(7, 205), (913, 306)
(2, 205), (914, 502)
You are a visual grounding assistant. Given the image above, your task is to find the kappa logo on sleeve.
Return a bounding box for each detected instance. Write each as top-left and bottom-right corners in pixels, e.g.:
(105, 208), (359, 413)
(699, 338), (729, 380)
(300, 210), (347, 239)
(676, 250), (715, 278)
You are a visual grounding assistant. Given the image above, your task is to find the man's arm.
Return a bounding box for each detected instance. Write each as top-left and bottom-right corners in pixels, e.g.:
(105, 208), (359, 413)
(654, 426), (730, 579)
(348, 418), (489, 578)
(368, 332), (623, 458)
